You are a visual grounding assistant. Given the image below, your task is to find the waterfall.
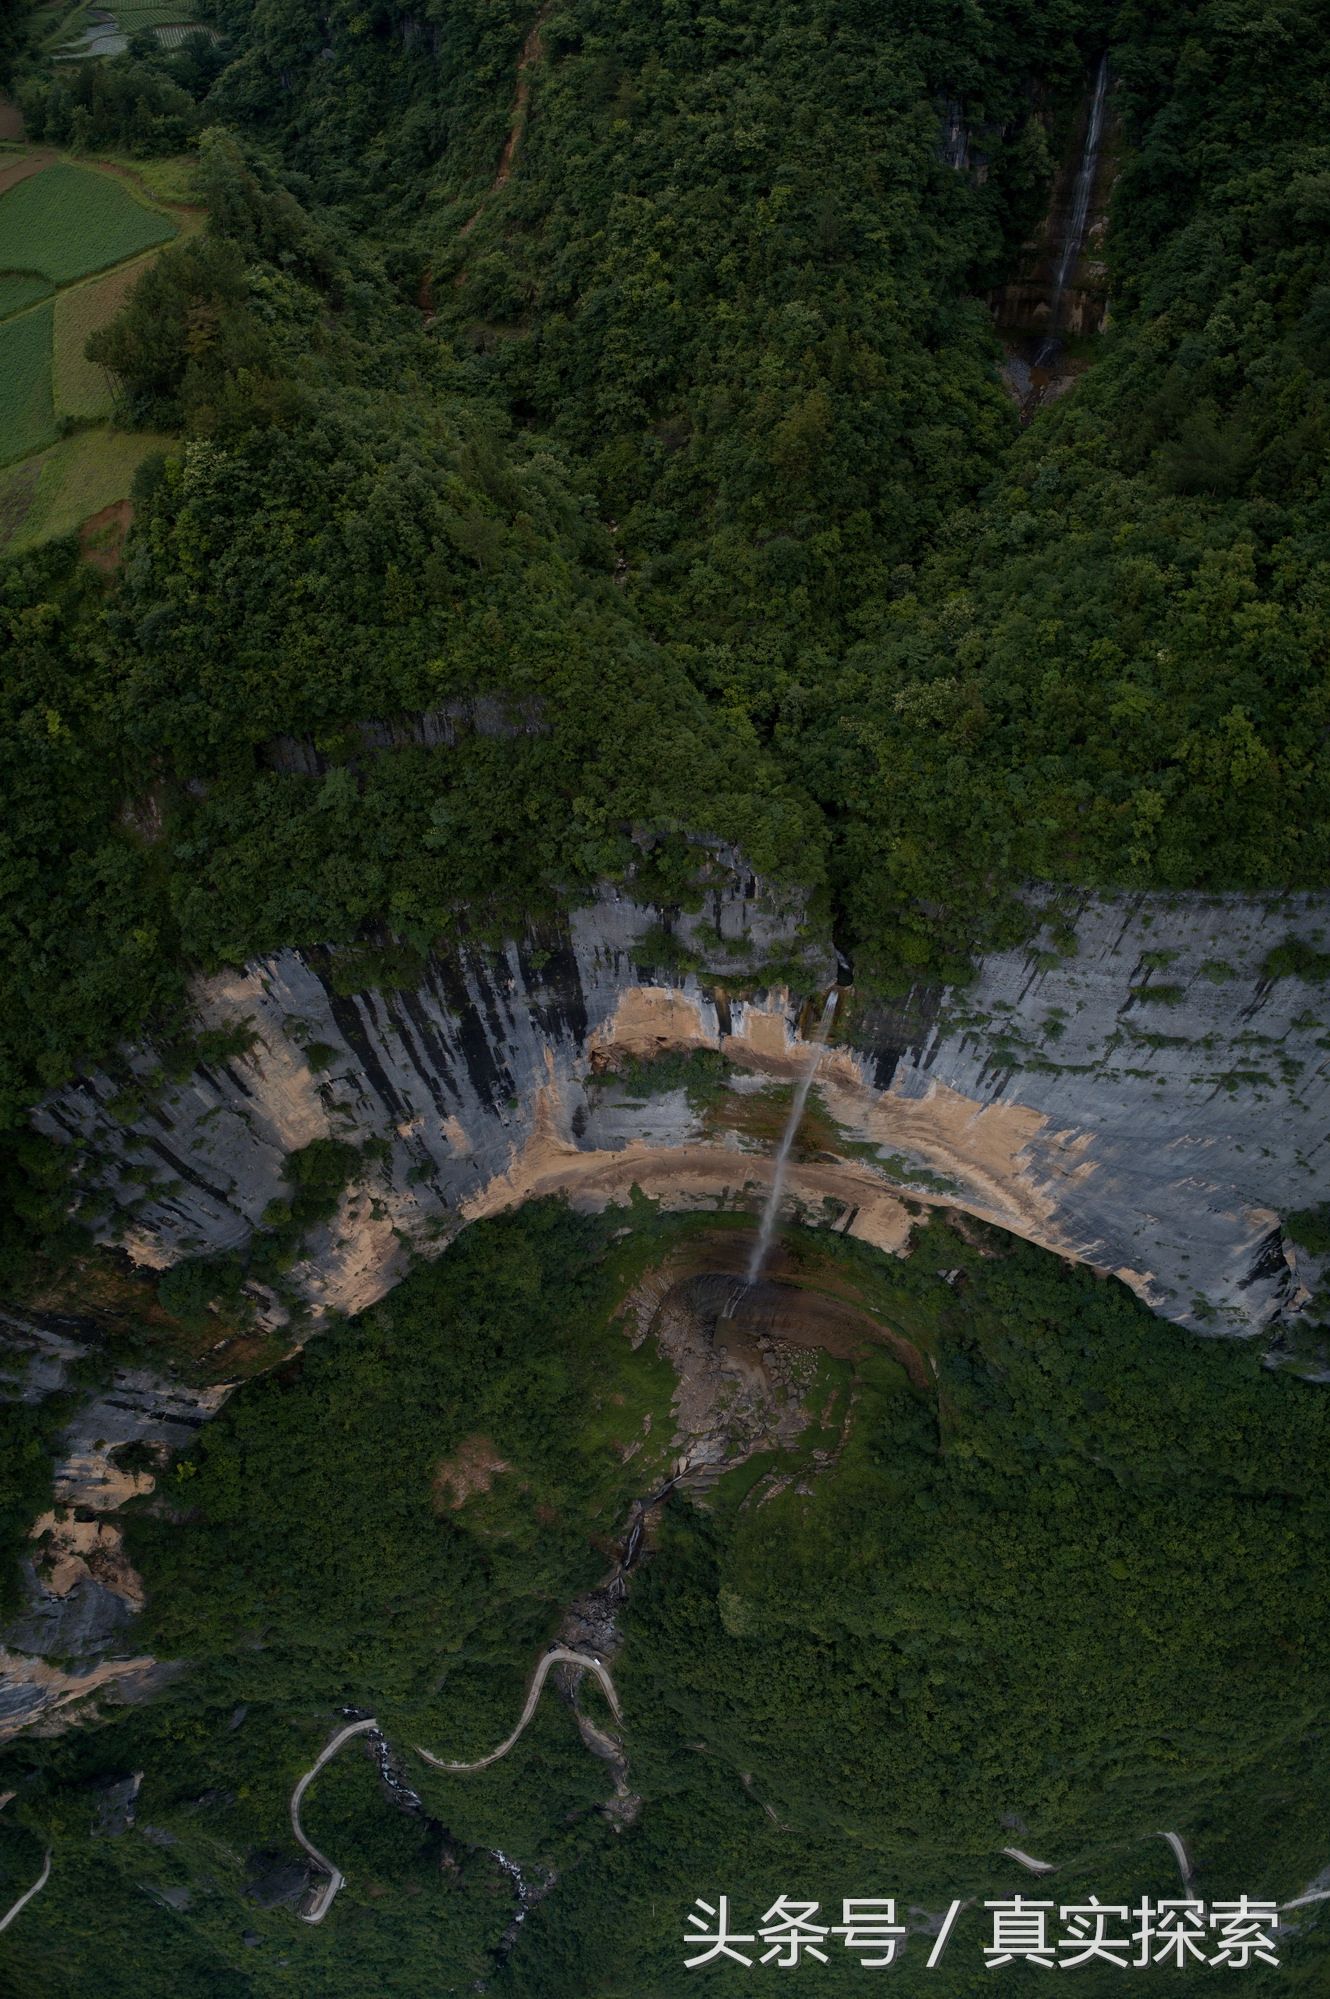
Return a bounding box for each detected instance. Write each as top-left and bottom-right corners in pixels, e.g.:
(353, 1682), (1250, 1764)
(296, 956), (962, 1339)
(743, 991), (839, 1287)
(1035, 54), (1109, 367)
(941, 99), (969, 172)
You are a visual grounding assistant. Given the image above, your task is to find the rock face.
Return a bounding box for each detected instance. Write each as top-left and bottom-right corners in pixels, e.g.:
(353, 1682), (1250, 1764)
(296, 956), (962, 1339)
(34, 865), (831, 1320)
(27, 876), (1330, 1349)
(0, 1314), (225, 1739)
(870, 891), (1329, 1337)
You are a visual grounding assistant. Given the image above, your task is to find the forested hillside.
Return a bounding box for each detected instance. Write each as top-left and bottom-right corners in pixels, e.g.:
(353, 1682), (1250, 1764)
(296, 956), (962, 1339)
(2, 1207), (1327, 1995)
(2, 0), (1327, 1128)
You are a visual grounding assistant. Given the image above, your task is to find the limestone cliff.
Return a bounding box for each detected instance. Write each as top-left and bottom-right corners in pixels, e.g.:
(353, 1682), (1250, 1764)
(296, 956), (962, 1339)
(29, 875), (1330, 1346)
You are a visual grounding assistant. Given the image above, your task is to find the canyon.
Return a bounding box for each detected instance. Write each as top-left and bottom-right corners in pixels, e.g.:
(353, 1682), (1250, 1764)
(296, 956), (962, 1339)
(6, 852), (1327, 1734)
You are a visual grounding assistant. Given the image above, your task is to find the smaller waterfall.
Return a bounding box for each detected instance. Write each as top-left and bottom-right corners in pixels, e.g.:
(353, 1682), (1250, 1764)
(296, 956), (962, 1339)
(941, 99), (969, 171)
(743, 991), (839, 1287)
(1035, 54), (1110, 367)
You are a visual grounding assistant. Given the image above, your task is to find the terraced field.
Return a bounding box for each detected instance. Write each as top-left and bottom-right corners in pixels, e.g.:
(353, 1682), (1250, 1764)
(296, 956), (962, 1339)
(0, 149), (185, 539)
(37, 0), (216, 58)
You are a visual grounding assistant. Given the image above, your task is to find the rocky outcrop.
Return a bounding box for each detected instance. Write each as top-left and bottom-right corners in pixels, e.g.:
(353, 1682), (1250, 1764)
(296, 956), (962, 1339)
(0, 1316), (224, 1739)
(870, 891), (1329, 1337)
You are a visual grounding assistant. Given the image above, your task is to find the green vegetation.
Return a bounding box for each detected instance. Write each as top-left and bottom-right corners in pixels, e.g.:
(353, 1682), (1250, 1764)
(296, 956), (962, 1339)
(0, 1206), (1326, 1993)
(0, 161), (174, 283)
(0, 1394), (66, 1619)
(588, 1047), (734, 1112)
(1286, 1204), (1330, 1257)
(0, 0), (1323, 1146)
(1263, 937), (1330, 983)
(19, 47), (215, 154)
(0, 0), (1321, 1188)
(0, 299), (54, 460)
(0, 269), (52, 316)
(0, 8), (1327, 1993)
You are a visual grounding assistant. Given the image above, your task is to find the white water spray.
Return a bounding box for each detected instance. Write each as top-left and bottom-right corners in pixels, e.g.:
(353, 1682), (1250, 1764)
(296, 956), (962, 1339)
(743, 990), (839, 1288)
(1035, 54), (1109, 367)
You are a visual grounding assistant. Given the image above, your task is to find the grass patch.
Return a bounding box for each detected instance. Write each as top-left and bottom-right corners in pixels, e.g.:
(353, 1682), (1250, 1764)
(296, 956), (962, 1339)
(0, 161), (174, 285)
(0, 303), (55, 463)
(0, 424), (173, 546)
(588, 1046), (733, 1113)
(83, 150), (201, 206)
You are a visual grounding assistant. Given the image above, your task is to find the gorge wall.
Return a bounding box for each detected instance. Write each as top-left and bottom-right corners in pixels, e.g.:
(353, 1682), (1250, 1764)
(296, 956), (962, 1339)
(32, 871), (1330, 1346)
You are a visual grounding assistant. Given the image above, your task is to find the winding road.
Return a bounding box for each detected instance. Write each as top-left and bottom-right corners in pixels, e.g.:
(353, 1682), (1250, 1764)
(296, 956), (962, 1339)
(0, 1850), (51, 1933)
(416, 1646), (622, 1775)
(282, 1649), (623, 1927)
(999, 1847), (1056, 1875)
(289, 1716), (379, 1924)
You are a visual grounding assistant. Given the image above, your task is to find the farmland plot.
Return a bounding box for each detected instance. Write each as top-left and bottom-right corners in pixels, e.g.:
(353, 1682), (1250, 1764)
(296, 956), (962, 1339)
(0, 161), (174, 284)
(0, 271), (52, 317)
(53, 254), (149, 419)
(0, 304), (57, 461)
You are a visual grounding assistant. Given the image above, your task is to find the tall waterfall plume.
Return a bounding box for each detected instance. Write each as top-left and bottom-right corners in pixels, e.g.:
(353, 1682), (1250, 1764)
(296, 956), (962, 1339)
(1035, 53), (1110, 366)
(743, 990), (840, 1287)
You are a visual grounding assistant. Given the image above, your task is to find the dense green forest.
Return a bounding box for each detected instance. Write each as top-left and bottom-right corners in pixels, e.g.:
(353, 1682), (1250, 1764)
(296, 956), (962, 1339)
(1, 1204), (1327, 1994)
(2, 0), (1329, 1156)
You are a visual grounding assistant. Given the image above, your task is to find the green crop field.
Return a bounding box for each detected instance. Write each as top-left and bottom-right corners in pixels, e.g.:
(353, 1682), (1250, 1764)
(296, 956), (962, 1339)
(153, 23), (213, 47)
(0, 163), (174, 285)
(0, 304), (56, 463)
(0, 271), (51, 318)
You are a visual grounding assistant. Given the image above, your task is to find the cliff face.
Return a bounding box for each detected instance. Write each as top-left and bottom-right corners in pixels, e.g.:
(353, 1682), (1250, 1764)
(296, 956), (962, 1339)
(0, 1312), (221, 1738)
(30, 875), (1329, 1348)
(865, 892), (1329, 1339)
